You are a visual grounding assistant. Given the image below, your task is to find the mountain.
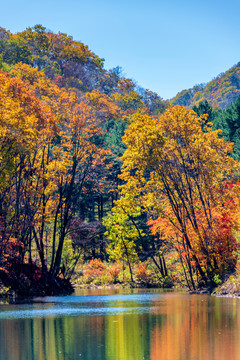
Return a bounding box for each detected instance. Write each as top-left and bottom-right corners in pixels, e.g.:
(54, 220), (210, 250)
(2, 25), (240, 111)
(0, 25), (169, 114)
(171, 63), (240, 109)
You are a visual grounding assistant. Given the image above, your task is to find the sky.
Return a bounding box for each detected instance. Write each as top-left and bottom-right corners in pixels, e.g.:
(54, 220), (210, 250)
(1, 0), (240, 99)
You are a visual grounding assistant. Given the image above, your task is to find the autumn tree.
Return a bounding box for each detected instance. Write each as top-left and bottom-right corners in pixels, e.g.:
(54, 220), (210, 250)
(0, 64), (114, 294)
(118, 106), (239, 289)
(111, 78), (144, 113)
(103, 206), (139, 282)
(0, 68), (58, 292)
(142, 89), (169, 114)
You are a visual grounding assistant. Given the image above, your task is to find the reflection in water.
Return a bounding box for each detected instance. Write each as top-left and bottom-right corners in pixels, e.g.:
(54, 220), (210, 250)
(0, 290), (240, 360)
(149, 295), (237, 360)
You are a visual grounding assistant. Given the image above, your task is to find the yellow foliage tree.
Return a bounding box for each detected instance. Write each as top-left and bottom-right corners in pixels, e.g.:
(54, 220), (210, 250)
(119, 106), (239, 289)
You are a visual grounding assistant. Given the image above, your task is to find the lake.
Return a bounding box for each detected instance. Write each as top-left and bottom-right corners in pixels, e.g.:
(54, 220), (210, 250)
(0, 288), (239, 360)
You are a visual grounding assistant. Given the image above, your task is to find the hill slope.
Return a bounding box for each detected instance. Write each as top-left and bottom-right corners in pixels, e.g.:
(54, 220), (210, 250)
(0, 25), (169, 114)
(171, 63), (240, 109)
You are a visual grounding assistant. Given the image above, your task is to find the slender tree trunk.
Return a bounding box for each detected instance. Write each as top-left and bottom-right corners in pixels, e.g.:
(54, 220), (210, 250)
(121, 236), (134, 282)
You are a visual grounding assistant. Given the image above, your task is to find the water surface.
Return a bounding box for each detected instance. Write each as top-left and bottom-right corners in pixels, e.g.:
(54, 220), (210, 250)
(0, 288), (239, 360)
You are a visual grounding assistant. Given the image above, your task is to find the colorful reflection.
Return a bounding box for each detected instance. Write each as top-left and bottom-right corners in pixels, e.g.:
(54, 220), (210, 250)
(0, 291), (240, 360)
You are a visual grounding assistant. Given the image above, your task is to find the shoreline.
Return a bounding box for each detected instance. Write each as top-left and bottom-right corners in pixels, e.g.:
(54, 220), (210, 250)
(1, 274), (240, 300)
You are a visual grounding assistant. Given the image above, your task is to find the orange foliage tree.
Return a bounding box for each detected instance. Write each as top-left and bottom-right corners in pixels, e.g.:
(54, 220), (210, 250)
(0, 64), (112, 294)
(118, 106), (240, 289)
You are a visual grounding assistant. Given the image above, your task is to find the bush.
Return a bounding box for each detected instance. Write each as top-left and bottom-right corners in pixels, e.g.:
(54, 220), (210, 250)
(135, 263), (149, 282)
(84, 259), (107, 284)
(109, 263), (121, 283)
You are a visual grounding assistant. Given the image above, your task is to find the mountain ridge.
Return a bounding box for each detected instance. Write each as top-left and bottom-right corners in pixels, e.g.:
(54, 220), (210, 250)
(171, 63), (240, 109)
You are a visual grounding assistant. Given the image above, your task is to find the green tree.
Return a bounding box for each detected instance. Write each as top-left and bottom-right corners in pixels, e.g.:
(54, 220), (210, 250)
(103, 207), (140, 282)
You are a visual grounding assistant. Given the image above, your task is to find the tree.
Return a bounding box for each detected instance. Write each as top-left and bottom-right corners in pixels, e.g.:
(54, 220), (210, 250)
(213, 96), (240, 160)
(0, 64), (113, 294)
(119, 106), (239, 289)
(85, 90), (121, 123)
(0, 68), (57, 292)
(2, 38), (32, 65)
(142, 89), (169, 114)
(192, 100), (214, 127)
(111, 78), (144, 113)
(103, 206), (139, 282)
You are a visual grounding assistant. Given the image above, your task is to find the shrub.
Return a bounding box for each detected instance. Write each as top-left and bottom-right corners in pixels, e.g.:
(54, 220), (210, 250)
(84, 259), (107, 284)
(135, 263), (149, 282)
(109, 263), (121, 283)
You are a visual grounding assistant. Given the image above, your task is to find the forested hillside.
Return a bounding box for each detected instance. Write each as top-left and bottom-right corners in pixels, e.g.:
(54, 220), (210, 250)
(0, 25), (169, 111)
(171, 63), (240, 109)
(1, 25), (240, 296)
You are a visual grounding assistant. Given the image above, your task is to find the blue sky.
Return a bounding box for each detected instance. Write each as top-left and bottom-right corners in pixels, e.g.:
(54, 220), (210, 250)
(1, 0), (240, 99)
